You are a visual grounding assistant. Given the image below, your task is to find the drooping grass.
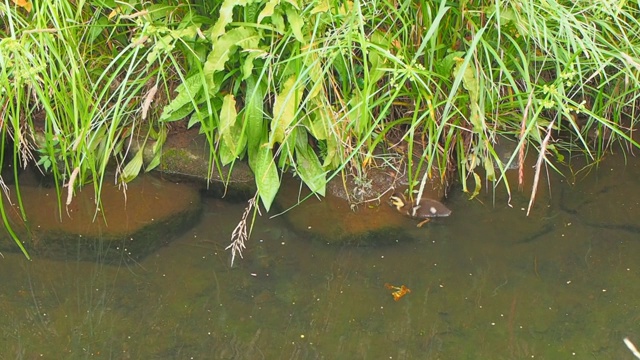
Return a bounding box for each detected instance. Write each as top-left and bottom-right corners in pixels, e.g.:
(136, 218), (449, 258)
(0, 0), (191, 254)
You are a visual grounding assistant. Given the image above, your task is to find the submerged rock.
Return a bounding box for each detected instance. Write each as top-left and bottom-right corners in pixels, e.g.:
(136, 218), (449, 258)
(276, 170), (449, 245)
(0, 175), (202, 262)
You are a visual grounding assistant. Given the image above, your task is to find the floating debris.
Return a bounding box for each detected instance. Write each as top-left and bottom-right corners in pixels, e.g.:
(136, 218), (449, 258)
(384, 283), (411, 301)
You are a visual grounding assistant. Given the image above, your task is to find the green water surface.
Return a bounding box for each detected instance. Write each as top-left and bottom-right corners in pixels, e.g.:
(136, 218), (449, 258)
(1, 156), (639, 359)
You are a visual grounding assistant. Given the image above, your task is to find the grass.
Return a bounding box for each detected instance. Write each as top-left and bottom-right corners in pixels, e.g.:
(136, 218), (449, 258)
(1, 0), (640, 258)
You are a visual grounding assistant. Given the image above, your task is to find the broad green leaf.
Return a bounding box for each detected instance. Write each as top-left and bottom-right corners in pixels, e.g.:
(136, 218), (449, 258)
(311, 105), (340, 168)
(146, 126), (167, 172)
(209, 0), (252, 41)
(171, 25), (198, 39)
(310, 0), (329, 14)
(220, 94), (238, 134)
(285, 7), (305, 43)
(245, 1), (260, 23)
(146, 150), (162, 172)
(368, 31), (388, 84)
(120, 150), (144, 182)
(284, 0), (299, 9)
(162, 104), (199, 123)
(269, 76), (300, 147)
(242, 49), (267, 80)
(454, 57), (483, 132)
(303, 51), (323, 98)
(484, 155), (496, 182)
(219, 94), (245, 159)
(245, 79), (269, 202)
(258, 0), (279, 23)
(271, 9), (285, 33)
(254, 141), (280, 211)
(469, 102), (483, 132)
(295, 134), (326, 196)
(160, 74), (203, 121)
(322, 136), (339, 168)
(454, 57), (479, 103)
(434, 51), (464, 77)
(218, 139), (235, 165)
(279, 127), (297, 169)
(204, 27), (259, 89)
(152, 126), (167, 154)
(148, 24), (198, 64)
(148, 4), (174, 20)
(245, 77), (264, 156)
(187, 113), (201, 128)
(307, 108), (327, 140)
(87, 125), (107, 152)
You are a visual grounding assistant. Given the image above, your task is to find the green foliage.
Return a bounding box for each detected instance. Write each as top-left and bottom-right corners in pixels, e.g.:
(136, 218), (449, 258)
(0, 0), (192, 253)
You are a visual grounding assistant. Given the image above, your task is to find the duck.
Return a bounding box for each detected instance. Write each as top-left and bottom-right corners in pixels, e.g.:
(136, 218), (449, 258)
(388, 192), (452, 227)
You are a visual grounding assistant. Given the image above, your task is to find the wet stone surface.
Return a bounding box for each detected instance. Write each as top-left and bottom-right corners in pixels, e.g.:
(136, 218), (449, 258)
(0, 175), (202, 262)
(275, 176), (430, 245)
(135, 128), (256, 201)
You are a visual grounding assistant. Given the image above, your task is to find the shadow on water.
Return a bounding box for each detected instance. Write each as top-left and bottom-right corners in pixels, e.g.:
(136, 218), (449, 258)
(2, 155), (640, 359)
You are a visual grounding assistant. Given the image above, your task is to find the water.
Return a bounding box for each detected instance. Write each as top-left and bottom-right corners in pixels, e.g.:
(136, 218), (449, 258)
(1, 155), (640, 359)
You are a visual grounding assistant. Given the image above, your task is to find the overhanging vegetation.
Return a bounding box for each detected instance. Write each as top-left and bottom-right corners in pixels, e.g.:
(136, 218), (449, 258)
(2, 0), (640, 257)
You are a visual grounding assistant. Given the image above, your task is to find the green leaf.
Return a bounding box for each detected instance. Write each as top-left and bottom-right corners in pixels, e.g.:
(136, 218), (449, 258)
(245, 1), (260, 23)
(484, 155), (496, 182)
(187, 113), (201, 128)
(434, 51), (464, 77)
(244, 78), (277, 210)
(454, 57), (483, 132)
(454, 57), (479, 103)
(204, 27), (259, 89)
(271, 9), (285, 33)
(310, 0), (329, 14)
(219, 94), (245, 160)
(218, 139), (235, 165)
(368, 31), (388, 84)
(306, 108), (327, 140)
(88, 16), (109, 43)
(245, 77), (264, 156)
(242, 49), (267, 80)
(304, 57), (324, 98)
(146, 127), (167, 172)
(36, 156), (52, 172)
(152, 126), (167, 154)
(258, 0), (279, 23)
(295, 136), (326, 196)
(270, 76), (300, 147)
(254, 141), (280, 211)
(322, 136), (339, 168)
(120, 150), (144, 183)
(284, 0), (299, 9)
(160, 74), (203, 122)
(468, 172), (482, 200)
(147, 25), (198, 64)
(220, 94), (237, 126)
(146, 150), (162, 172)
(285, 7), (305, 43)
(209, 0), (252, 41)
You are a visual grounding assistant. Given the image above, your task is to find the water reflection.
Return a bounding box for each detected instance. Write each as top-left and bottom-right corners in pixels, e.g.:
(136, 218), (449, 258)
(1, 156), (640, 359)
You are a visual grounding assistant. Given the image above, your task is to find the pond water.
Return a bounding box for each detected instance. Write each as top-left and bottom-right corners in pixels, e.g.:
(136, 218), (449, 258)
(1, 153), (640, 359)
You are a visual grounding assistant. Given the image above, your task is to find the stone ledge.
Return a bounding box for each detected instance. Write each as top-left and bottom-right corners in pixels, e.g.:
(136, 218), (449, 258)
(0, 175), (202, 262)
